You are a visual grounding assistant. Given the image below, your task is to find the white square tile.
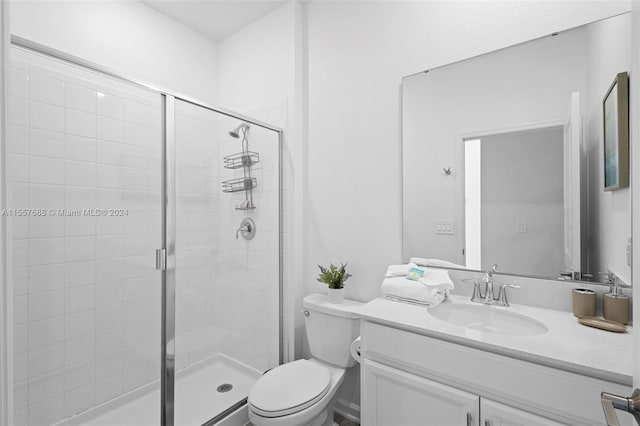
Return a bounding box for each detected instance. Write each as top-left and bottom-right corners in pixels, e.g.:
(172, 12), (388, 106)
(97, 116), (124, 143)
(124, 122), (147, 147)
(29, 264), (65, 294)
(28, 394), (64, 425)
(65, 134), (97, 162)
(14, 379), (29, 410)
(65, 261), (96, 288)
(9, 153), (28, 182)
(14, 407), (27, 425)
(28, 237), (65, 268)
(29, 156), (65, 185)
(10, 96), (29, 126)
(29, 215), (65, 239)
(123, 168), (147, 190)
(96, 188), (123, 207)
(96, 351), (122, 379)
(96, 258), (123, 284)
(97, 215), (123, 235)
(95, 304), (122, 331)
(14, 323), (28, 353)
(95, 327), (122, 358)
(29, 342), (65, 377)
(95, 373), (122, 405)
(123, 212), (149, 235)
(124, 100), (150, 125)
(95, 281), (122, 307)
(29, 369), (65, 405)
(64, 360), (95, 391)
(65, 214), (96, 237)
(96, 234), (123, 259)
(65, 310), (95, 339)
(10, 186), (29, 230)
(30, 128), (65, 159)
(66, 83), (96, 113)
(65, 236), (96, 262)
(9, 124), (29, 154)
(65, 382), (95, 417)
(65, 285), (95, 313)
(123, 234), (147, 257)
(29, 316), (65, 347)
(65, 160), (96, 187)
(64, 186), (96, 209)
(13, 239), (28, 268)
(96, 164), (123, 189)
(10, 66), (29, 98)
(65, 334), (95, 365)
(123, 145), (148, 169)
(29, 290), (65, 321)
(29, 183), (65, 210)
(13, 267), (29, 296)
(65, 108), (96, 138)
(13, 350), (28, 382)
(30, 72), (64, 106)
(97, 93), (124, 119)
(96, 139), (124, 165)
(30, 100), (65, 132)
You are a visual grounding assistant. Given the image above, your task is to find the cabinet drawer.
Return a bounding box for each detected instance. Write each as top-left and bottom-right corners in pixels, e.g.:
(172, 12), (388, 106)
(362, 321), (632, 426)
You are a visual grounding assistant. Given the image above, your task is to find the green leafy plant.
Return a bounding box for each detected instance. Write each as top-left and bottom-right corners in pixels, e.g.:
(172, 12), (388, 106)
(317, 263), (351, 289)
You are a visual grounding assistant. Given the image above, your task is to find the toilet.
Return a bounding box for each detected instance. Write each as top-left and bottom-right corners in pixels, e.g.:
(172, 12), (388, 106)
(248, 293), (362, 426)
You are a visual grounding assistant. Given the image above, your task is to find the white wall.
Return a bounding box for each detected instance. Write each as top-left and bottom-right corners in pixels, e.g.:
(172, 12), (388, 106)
(9, 0), (218, 104)
(305, 0), (630, 303)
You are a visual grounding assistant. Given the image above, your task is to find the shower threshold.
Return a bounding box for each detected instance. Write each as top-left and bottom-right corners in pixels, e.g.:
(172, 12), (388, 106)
(54, 355), (262, 426)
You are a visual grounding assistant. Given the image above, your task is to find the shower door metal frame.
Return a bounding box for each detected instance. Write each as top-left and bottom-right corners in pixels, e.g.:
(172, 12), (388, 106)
(9, 35), (285, 426)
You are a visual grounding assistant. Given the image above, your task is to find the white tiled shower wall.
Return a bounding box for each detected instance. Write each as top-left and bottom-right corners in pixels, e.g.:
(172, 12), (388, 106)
(9, 48), (163, 425)
(9, 47), (282, 425)
(173, 101), (280, 374)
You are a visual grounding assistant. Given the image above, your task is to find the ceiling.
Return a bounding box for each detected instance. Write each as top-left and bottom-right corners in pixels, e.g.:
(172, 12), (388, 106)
(141, 0), (288, 42)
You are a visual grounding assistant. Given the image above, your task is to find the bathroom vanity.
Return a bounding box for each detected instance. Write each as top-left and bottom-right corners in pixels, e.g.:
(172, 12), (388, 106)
(359, 295), (634, 426)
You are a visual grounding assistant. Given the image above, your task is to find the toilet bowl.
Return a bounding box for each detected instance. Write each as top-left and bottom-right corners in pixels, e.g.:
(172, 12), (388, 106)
(248, 294), (362, 426)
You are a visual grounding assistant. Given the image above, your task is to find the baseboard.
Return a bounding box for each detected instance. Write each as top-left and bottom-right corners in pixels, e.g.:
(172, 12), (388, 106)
(335, 398), (360, 424)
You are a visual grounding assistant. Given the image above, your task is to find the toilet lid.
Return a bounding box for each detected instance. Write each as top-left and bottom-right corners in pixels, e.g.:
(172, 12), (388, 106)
(249, 359), (331, 417)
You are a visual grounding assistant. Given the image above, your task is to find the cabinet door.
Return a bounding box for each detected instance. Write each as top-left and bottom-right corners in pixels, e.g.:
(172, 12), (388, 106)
(362, 360), (480, 426)
(481, 399), (566, 426)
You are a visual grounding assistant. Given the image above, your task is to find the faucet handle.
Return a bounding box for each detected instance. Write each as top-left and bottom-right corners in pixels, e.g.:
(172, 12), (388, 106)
(497, 284), (520, 307)
(471, 281), (483, 303)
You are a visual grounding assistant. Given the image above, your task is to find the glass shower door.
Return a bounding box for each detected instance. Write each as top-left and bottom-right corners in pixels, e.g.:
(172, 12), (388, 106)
(8, 46), (163, 426)
(171, 99), (281, 424)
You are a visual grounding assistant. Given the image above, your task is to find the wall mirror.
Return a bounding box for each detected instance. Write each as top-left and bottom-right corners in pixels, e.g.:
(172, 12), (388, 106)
(402, 12), (632, 285)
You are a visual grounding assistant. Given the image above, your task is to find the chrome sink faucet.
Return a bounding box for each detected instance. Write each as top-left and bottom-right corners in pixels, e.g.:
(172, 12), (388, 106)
(471, 264), (520, 306)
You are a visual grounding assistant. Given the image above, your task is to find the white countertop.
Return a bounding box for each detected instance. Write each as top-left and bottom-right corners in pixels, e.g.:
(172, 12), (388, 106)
(359, 294), (633, 385)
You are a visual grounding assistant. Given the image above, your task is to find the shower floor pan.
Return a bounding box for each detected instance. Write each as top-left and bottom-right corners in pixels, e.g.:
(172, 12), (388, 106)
(55, 355), (262, 426)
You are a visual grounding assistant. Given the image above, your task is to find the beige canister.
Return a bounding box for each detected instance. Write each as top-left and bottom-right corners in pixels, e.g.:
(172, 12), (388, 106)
(572, 288), (596, 317)
(603, 293), (630, 325)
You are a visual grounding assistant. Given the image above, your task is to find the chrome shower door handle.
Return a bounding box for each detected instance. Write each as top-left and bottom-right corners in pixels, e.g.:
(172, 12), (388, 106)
(602, 389), (640, 426)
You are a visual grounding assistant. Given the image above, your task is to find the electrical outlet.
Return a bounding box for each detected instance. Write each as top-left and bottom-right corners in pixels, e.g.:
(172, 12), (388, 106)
(435, 221), (454, 235)
(516, 220), (528, 234)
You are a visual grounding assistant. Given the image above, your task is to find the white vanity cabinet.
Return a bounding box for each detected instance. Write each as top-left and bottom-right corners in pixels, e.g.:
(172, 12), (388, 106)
(361, 321), (633, 426)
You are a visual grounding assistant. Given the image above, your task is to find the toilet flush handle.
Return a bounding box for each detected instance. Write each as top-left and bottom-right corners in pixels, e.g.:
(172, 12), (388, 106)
(303, 310), (310, 317)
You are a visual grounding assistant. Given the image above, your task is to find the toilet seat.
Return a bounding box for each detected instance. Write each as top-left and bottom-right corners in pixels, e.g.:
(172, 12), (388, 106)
(249, 359), (331, 418)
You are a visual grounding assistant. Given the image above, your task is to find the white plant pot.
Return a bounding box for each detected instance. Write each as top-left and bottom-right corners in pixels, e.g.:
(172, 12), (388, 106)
(327, 288), (344, 304)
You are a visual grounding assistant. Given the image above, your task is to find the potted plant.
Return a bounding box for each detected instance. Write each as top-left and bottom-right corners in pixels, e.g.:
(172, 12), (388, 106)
(317, 263), (351, 304)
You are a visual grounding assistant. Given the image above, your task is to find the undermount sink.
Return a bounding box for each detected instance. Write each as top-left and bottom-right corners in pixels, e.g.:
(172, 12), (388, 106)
(428, 302), (549, 336)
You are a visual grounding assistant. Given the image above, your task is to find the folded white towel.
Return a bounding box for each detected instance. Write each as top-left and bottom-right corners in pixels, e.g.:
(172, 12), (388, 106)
(381, 272), (452, 307)
(418, 267), (454, 291)
(385, 262), (417, 277)
(410, 257), (467, 269)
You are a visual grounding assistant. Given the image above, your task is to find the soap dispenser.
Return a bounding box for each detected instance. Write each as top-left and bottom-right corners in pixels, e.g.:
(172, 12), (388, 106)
(603, 273), (630, 325)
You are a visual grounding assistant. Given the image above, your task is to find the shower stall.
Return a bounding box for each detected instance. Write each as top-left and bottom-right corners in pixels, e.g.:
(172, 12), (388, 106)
(7, 38), (282, 426)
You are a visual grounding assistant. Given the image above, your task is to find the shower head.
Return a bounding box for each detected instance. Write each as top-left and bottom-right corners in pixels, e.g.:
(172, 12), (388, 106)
(229, 123), (250, 139)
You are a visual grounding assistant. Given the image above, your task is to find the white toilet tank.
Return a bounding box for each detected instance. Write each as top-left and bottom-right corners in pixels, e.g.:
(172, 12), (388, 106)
(303, 293), (363, 368)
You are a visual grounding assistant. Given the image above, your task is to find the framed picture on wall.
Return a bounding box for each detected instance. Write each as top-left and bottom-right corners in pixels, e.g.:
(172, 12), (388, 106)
(603, 71), (629, 191)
